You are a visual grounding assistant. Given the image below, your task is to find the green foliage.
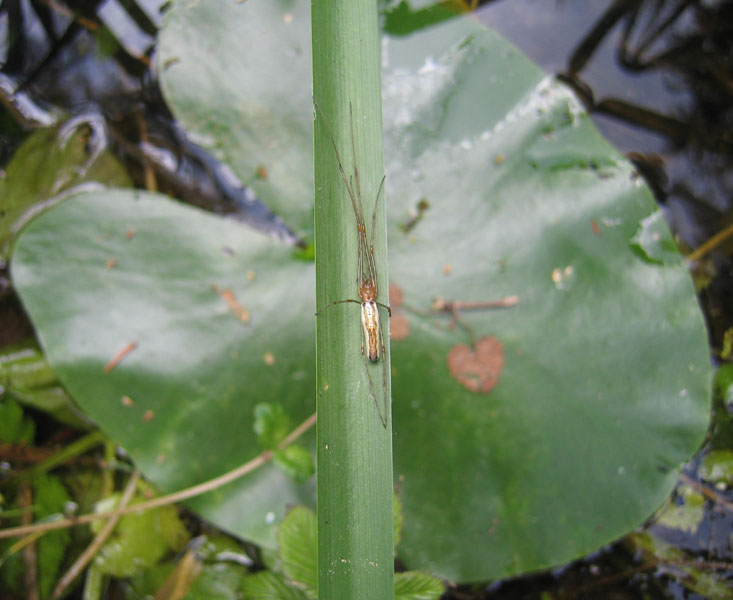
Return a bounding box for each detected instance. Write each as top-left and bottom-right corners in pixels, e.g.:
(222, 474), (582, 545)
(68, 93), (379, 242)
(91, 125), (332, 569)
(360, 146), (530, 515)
(151, 0), (710, 581)
(241, 570), (309, 600)
(242, 505), (444, 600)
(0, 397), (34, 443)
(254, 403), (314, 483)
(698, 449), (733, 485)
(273, 446), (314, 485)
(254, 403), (292, 450)
(278, 507), (317, 597)
(185, 562), (253, 600)
(34, 474), (73, 599)
(0, 474), (72, 599)
(125, 535), (255, 600)
(653, 487), (705, 534)
(721, 327), (733, 360)
(394, 571), (445, 600)
(0, 340), (89, 428)
(7, 0), (712, 584)
(92, 490), (190, 577)
(629, 531), (733, 600)
(0, 125), (129, 261)
(393, 492), (404, 548)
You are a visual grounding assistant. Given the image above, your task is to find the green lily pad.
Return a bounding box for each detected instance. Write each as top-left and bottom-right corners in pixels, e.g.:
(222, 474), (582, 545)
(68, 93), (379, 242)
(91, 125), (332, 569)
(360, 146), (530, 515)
(11, 188), (318, 547)
(10, 0), (710, 583)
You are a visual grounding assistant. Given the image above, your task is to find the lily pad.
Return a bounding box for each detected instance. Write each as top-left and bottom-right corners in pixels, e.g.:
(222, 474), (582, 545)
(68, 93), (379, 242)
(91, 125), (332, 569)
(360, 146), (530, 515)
(10, 0), (710, 583)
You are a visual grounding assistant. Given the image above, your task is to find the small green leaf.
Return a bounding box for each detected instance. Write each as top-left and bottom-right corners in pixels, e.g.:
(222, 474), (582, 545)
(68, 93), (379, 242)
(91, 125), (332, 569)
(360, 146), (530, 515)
(698, 450), (733, 486)
(394, 571), (445, 600)
(34, 474), (73, 599)
(0, 340), (89, 428)
(240, 571), (308, 600)
(0, 484), (69, 595)
(0, 397), (35, 443)
(654, 489), (705, 534)
(394, 492), (404, 548)
(278, 507), (317, 597)
(93, 492), (190, 577)
(254, 402), (292, 449)
(273, 446), (314, 485)
(186, 562), (250, 600)
(721, 328), (733, 361)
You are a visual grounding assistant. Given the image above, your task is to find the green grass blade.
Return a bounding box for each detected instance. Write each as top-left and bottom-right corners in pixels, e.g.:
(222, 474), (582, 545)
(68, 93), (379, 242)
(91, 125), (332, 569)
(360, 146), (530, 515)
(312, 1), (394, 598)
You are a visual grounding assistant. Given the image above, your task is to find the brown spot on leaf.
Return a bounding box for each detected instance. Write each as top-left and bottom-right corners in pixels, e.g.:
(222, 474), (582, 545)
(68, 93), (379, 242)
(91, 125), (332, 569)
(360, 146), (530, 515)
(388, 283), (403, 308)
(390, 313), (409, 340)
(387, 283), (409, 340)
(591, 219), (600, 235)
(211, 283), (250, 324)
(447, 336), (504, 393)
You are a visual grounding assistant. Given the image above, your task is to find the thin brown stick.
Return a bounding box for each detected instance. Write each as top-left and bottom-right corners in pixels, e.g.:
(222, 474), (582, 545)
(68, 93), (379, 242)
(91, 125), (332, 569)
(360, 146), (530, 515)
(431, 295), (520, 313)
(432, 295), (520, 347)
(686, 222), (733, 263)
(211, 284), (250, 324)
(40, 0), (99, 30)
(19, 482), (40, 600)
(51, 471), (141, 599)
(103, 341), (138, 373)
(0, 413), (316, 540)
(679, 472), (733, 512)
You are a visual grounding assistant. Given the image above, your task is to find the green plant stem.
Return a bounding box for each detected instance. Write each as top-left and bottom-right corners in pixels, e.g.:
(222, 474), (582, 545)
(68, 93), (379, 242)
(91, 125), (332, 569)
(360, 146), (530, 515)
(312, 1), (394, 599)
(25, 430), (106, 480)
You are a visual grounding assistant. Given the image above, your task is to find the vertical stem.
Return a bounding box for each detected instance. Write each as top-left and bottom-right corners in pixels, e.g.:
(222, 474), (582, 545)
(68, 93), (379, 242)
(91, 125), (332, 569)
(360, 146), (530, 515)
(312, 1), (394, 599)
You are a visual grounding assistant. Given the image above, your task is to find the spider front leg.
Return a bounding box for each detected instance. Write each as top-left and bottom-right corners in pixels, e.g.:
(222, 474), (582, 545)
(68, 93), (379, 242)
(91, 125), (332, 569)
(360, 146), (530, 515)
(315, 297), (361, 316)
